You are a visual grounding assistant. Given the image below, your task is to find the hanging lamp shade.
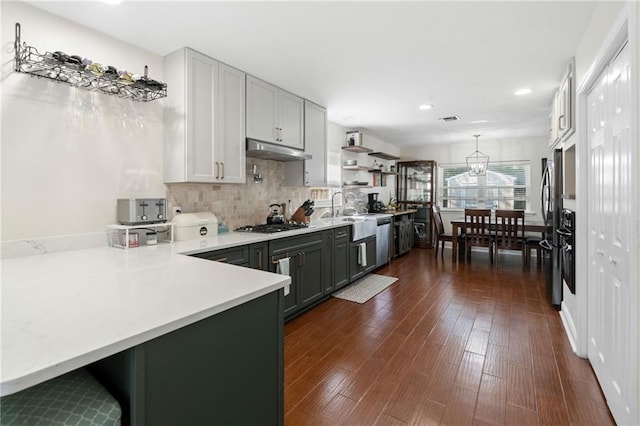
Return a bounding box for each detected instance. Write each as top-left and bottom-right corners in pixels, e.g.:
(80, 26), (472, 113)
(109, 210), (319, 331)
(466, 134), (489, 176)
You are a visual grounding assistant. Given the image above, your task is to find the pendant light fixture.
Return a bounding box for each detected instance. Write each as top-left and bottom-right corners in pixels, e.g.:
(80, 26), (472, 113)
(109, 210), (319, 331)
(466, 134), (489, 176)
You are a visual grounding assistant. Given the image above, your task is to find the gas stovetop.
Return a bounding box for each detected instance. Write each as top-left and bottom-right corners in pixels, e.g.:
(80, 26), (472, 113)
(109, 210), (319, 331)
(234, 223), (308, 234)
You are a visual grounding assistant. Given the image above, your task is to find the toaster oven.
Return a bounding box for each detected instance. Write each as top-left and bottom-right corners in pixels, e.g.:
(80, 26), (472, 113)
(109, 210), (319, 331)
(117, 198), (167, 225)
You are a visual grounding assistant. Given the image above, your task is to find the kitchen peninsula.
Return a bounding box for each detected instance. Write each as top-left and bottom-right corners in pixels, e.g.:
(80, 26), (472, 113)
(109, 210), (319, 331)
(1, 236), (291, 424)
(1, 217), (375, 425)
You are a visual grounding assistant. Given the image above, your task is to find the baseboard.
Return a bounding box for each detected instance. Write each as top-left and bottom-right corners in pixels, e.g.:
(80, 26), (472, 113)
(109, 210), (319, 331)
(559, 305), (586, 358)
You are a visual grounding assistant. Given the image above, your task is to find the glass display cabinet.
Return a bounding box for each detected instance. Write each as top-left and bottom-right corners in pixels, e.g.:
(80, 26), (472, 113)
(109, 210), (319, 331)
(396, 161), (437, 248)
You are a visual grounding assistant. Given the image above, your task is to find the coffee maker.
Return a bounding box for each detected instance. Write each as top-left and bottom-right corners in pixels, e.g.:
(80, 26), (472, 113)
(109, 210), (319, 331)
(367, 193), (386, 213)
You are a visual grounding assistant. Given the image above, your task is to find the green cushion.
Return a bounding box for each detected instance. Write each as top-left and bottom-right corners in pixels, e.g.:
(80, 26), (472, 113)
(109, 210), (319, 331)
(0, 368), (121, 426)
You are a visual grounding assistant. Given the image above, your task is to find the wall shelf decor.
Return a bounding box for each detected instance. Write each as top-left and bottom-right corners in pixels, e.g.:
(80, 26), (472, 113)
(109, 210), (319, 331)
(13, 23), (167, 103)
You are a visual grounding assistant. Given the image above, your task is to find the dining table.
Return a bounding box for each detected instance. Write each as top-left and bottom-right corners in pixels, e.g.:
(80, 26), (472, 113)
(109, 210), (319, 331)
(450, 216), (548, 262)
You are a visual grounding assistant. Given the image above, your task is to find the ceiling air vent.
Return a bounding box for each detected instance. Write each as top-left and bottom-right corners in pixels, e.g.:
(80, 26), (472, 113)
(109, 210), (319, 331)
(438, 115), (461, 122)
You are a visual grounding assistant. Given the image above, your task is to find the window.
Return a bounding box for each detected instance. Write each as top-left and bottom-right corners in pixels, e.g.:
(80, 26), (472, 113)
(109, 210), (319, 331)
(439, 161), (531, 210)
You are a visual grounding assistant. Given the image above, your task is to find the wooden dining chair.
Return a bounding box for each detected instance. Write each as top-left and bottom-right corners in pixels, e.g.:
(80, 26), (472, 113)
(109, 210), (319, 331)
(463, 208), (493, 264)
(494, 209), (526, 265)
(432, 205), (463, 259)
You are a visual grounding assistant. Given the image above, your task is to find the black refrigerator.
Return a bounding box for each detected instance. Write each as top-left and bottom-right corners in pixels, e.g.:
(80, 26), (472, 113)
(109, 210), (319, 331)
(540, 150), (563, 308)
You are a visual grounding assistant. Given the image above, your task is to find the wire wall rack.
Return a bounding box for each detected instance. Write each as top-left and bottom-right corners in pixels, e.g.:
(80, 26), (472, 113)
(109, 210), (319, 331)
(13, 23), (167, 102)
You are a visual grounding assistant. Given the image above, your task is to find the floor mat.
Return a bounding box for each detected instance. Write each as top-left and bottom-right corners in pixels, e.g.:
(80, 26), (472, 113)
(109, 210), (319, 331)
(332, 274), (399, 304)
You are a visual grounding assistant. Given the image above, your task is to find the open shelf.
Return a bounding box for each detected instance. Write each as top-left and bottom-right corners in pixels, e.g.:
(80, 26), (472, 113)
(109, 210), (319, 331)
(13, 23), (167, 103)
(342, 145), (373, 153)
(368, 170), (398, 175)
(368, 152), (400, 160)
(343, 165), (373, 171)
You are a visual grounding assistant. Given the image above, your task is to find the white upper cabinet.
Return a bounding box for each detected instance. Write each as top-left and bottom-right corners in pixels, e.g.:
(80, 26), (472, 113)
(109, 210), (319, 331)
(285, 100), (327, 186)
(548, 58), (575, 147)
(246, 75), (304, 150)
(163, 48), (246, 184)
(548, 90), (559, 147)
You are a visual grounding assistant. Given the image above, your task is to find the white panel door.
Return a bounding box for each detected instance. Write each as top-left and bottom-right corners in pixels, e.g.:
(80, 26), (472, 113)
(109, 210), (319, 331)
(246, 76), (278, 144)
(186, 50), (218, 182)
(278, 90), (304, 149)
(303, 100), (327, 186)
(587, 41), (636, 425)
(217, 63), (246, 183)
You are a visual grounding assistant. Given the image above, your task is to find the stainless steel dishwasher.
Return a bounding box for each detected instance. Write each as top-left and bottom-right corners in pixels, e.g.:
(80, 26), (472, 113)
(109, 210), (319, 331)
(376, 216), (392, 267)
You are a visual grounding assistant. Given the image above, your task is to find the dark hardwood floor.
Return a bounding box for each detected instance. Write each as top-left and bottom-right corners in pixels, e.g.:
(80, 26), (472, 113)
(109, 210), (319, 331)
(284, 248), (615, 425)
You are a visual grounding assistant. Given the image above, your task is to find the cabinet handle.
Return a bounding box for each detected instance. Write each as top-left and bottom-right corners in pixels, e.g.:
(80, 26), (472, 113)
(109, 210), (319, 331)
(558, 114), (565, 131)
(298, 252), (304, 267)
(258, 250), (263, 268)
(305, 170), (309, 185)
(215, 162), (220, 179)
(221, 162), (225, 180)
(213, 257), (227, 263)
(279, 127), (283, 142)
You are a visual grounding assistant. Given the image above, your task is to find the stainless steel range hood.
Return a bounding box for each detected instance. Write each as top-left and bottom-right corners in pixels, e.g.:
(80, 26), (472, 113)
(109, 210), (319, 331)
(246, 139), (312, 161)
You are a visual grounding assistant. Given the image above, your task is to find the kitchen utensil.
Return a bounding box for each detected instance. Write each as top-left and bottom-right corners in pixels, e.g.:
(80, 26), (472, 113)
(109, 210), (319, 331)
(267, 204), (285, 225)
(343, 159), (357, 166)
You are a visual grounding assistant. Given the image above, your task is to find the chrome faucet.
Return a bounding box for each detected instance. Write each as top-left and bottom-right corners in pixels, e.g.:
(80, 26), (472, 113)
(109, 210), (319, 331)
(331, 191), (345, 218)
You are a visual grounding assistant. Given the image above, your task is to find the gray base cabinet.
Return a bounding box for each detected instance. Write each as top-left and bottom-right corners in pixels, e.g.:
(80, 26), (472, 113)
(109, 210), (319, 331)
(91, 291), (284, 426)
(333, 227), (350, 290)
(349, 236), (377, 282)
(190, 245), (250, 266)
(269, 232), (326, 318)
(250, 242), (269, 270)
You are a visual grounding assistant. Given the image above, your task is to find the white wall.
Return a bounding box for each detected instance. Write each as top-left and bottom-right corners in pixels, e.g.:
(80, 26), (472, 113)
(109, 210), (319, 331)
(400, 136), (549, 230)
(560, 0), (629, 359)
(1, 1), (165, 241)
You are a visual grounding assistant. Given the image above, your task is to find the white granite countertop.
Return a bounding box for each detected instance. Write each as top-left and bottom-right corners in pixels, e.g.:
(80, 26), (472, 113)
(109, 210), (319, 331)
(0, 217), (358, 397)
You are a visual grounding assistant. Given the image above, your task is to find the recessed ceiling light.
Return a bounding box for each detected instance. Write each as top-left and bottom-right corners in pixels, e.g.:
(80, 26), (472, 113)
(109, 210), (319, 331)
(515, 88), (532, 96)
(470, 120), (488, 124)
(418, 104), (434, 111)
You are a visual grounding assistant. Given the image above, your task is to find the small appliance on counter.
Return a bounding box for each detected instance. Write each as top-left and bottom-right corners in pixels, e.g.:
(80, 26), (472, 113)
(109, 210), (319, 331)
(367, 193), (386, 213)
(172, 212), (218, 241)
(267, 204), (285, 225)
(117, 198), (167, 225)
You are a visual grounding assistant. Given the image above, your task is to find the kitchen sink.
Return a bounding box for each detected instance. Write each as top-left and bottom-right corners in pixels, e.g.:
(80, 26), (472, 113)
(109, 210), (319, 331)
(340, 216), (377, 241)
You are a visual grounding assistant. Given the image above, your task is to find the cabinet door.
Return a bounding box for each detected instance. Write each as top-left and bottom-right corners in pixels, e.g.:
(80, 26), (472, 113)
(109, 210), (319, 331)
(299, 243), (324, 305)
(190, 245), (249, 266)
(349, 236), (376, 282)
(278, 90), (304, 149)
(548, 90), (560, 147)
(323, 231), (334, 294)
(186, 50), (219, 182)
(304, 100), (327, 185)
(558, 73), (573, 139)
(334, 228), (350, 290)
(217, 63), (246, 183)
(283, 101), (327, 186)
(250, 242), (268, 270)
(271, 252), (298, 317)
(246, 76), (278, 143)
